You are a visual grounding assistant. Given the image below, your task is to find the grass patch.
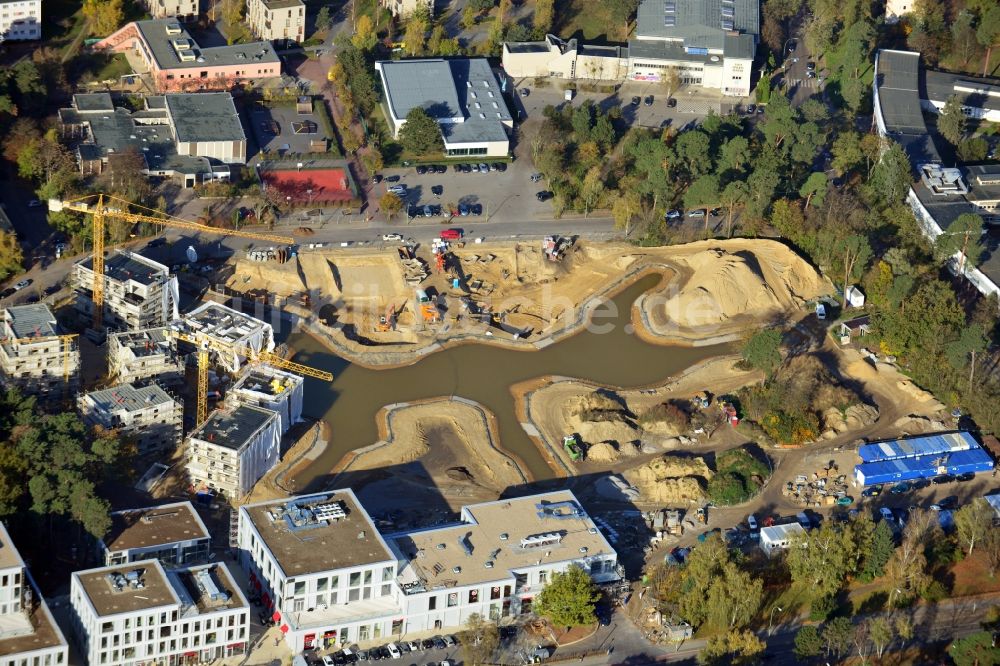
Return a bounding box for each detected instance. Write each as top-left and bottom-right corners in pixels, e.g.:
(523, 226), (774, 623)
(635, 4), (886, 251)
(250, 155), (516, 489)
(552, 0), (626, 41)
(705, 446), (771, 506)
(312, 98), (343, 157)
(949, 553), (1000, 597)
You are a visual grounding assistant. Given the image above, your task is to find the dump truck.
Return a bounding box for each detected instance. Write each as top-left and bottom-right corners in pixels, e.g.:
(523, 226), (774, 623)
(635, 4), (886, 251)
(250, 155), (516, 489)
(563, 435), (583, 461)
(416, 289), (439, 323)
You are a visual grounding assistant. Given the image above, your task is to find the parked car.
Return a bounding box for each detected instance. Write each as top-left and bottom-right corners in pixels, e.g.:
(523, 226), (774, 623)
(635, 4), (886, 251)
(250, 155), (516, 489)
(43, 284), (60, 296)
(665, 209), (682, 220)
(757, 106), (766, 114)
(387, 185), (407, 195)
(12, 279), (31, 291)
(747, 514), (758, 531)
(382, 233), (404, 241)
(520, 88), (530, 97)
(938, 496), (958, 510)
(405, 641), (419, 652)
(890, 481), (912, 494)
(687, 209), (705, 218)
(631, 96), (641, 106)
(861, 485), (882, 497)
(643, 95), (654, 106)
(932, 474), (954, 485)
(806, 61), (816, 71)
(470, 203), (483, 216)
(432, 636), (447, 650)
(955, 472), (976, 482)
(420, 639), (435, 650)
(879, 507), (894, 521)
(530, 173), (543, 182)
(0, 288), (15, 299)
(708, 207), (722, 217)
(415, 165), (428, 175)
(461, 163), (473, 173)
(494, 162), (507, 172)
(536, 191), (554, 202)
(746, 104), (757, 114)
(431, 185), (444, 196)
(385, 175), (401, 183)
(667, 97), (677, 108)
(435, 165), (447, 173)
(478, 163), (489, 173)
(371, 174), (383, 184)
(443, 636), (457, 647)
(458, 203), (469, 216)
(145, 238), (166, 249)
(322, 656), (337, 666)
(452, 164), (463, 173)
(815, 302), (827, 319)
(440, 228), (463, 240)
(385, 644), (401, 659)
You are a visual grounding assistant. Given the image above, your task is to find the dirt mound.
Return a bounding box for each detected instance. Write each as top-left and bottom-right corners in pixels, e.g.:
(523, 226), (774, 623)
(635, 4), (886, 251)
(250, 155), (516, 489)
(565, 390), (638, 447)
(893, 415), (948, 434)
(821, 404), (880, 438)
(661, 245), (828, 328)
(586, 442), (620, 462)
(228, 258), (307, 297)
(625, 454), (712, 504)
(896, 380), (945, 411)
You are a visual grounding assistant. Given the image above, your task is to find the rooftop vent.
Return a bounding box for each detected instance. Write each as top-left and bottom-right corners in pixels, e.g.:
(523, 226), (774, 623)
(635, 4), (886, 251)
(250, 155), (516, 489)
(485, 561), (494, 568)
(520, 533), (563, 549)
(452, 566), (461, 574)
(579, 547), (588, 554)
(436, 543), (446, 550)
(459, 534), (473, 557)
(165, 22), (182, 35)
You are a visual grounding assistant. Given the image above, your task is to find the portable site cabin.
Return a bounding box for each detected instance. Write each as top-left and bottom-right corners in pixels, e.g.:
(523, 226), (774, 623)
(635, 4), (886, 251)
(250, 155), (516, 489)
(845, 285), (866, 308)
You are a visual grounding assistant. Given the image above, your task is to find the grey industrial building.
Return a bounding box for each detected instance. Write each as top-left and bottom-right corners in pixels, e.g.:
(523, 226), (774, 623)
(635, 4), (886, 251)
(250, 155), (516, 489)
(78, 383), (183, 455)
(873, 49), (1000, 299)
(59, 92), (247, 188)
(0, 304), (80, 397)
(375, 59), (513, 157)
(72, 250), (180, 331)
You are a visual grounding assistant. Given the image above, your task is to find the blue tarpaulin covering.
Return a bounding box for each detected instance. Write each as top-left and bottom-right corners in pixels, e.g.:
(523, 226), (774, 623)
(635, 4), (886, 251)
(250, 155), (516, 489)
(858, 431), (978, 463)
(854, 446), (994, 486)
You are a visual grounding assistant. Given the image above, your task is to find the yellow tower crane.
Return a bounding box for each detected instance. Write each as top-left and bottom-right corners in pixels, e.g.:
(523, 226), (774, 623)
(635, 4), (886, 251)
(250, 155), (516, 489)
(166, 330), (333, 426)
(49, 194), (295, 331)
(7, 333), (79, 385)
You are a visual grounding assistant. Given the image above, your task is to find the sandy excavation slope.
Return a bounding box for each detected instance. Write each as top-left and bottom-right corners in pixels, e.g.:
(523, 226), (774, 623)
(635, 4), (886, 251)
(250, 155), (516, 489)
(644, 240), (832, 341)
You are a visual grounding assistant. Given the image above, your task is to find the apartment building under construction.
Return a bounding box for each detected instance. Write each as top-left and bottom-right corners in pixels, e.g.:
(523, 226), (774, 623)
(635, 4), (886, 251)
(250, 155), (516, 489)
(0, 304), (80, 397)
(78, 383), (183, 455)
(107, 327), (184, 384)
(73, 250), (179, 332)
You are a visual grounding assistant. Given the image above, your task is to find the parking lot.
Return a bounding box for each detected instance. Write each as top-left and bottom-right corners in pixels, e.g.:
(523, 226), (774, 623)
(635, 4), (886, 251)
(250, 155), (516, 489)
(371, 161), (554, 225)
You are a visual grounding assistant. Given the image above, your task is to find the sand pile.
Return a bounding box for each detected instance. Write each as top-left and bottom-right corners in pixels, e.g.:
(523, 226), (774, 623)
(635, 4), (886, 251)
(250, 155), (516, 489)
(228, 258), (307, 297)
(896, 380), (946, 411)
(565, 391), (640, 448)
(893, 415), (948, 434)
(821, 404), (880, 438)
(660, 245), (828, 328)
(586, 442), (620, 462)
(624, 454), (712, 504)
(298, 253), (342, 302)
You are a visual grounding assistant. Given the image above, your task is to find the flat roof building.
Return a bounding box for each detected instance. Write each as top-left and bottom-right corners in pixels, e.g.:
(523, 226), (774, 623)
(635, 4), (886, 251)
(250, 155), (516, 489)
(226, 365), (304, 434)
(78, 383), (183, 455)
(246, 0), (305, 44)
(628, 0), (758, 97)
(922, 69), (1000, 123)
(94, 19), (281, 93)
(376, 59), (512, 158)
(0, 304), (80, 398)
(0, 0), (41, 42)
(60, 93), (245, 188)
(177, 302), (275, 372)
(858, 431), (979, 464)
(107, 327), (184, 385)
(503, 35), (628, 82)
(72, 250), (179, 332)
(0, 523), (68, 666)
(69, 560), (248, 666)
(138, 0), (200, 21)
(100, 502), (211, 567)
(185, 405), (281, 499)
(759, 523), (805, 556)
(237, 491), (399, 651)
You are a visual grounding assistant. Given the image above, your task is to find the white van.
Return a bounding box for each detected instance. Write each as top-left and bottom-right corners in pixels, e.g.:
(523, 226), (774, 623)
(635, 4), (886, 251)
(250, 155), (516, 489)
(815, 302), (827, 320)
(564, 89), (574, 101)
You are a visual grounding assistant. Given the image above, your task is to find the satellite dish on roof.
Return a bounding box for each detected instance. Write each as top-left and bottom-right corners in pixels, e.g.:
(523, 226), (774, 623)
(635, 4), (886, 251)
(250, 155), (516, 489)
(186, 246), (198, 264)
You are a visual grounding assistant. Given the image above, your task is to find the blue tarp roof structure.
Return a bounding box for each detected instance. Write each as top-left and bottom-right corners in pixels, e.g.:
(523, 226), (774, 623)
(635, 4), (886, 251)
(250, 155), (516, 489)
(858, 431), (978, 463)
(855, 447), (994, 485)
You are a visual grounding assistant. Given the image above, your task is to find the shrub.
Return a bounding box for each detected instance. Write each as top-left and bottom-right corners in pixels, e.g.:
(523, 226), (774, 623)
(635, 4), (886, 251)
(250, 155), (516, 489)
(809, 595), (836, 622)
(920, 580), (948, 603)
(793, 625), (823, 658)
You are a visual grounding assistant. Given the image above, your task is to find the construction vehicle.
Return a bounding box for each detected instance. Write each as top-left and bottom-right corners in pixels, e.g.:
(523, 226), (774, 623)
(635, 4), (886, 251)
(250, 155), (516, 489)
(416, 289), (438, 324)
(563, 434), (583, 461)
(49, 194), (294, 331)
(166, 330), (333, 426)
(375, 300), (403, 332)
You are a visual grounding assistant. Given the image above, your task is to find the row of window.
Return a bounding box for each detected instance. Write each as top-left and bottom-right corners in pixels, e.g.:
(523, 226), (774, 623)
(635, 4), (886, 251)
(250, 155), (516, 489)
(97, 629), (245, 665)
(0, 648), (65, 666)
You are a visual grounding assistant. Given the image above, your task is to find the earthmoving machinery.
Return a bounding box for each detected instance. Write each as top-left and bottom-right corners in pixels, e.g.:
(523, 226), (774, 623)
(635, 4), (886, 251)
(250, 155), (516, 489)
(563, 434), (584, 461)
(416, 289), (439, 324)
(375, 300), (404, 332)
(50, 194), (293, 333)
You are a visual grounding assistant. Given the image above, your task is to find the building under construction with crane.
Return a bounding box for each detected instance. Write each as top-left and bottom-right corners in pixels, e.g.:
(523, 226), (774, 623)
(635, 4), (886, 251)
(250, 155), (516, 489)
(78, 383), (183, 455)
(72, 250), (180, 331)
(0, 304), (80, 397)
(226, 366), (304, 435)
(107, 327), (185, 385)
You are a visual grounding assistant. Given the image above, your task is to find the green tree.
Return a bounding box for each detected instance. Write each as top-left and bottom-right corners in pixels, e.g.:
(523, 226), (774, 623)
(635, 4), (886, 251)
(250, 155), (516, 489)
(461, 4), (478, 29)
(794, 625), (823, 659)
(697, 630), (765, 665)
(0, 231), (23, 282)
(719, 180), (749, 237)
(612, 191), (641, 236)
(831, 131), (863, 175)
(743, 166), (780, 221)
(398, 107), (443, 155)
(661, 66), (681, 99)
(868, 141), (912, 204)
(954, 497), (995, 557)
(675, 130), (713, 177)
(316, 6), (334, 33)
(787, 521), (856, 601)
(579, 167), (605, 217)
(861, 520), (894, 580)
(936, 213), (985, 271)
(684, 174), (720, 218)
(949, 631), (1000, 666)
(868, 616), (894, 659)
(533, 565), (600, 628)
(977, 6), (1000, 77)
(799, 172), (828, 209)
(836, 235), (871, 309)
(533, 0), (554, 33)
(677, 535), (762, 631)
(718, 136), (751, 175)
(352, 15), (378, 51)
(459, 613), (499, 665)
(379, 192), (404, 222)
(82, 0), (124, 36)
(821, 617), (853, 659)
(742, 329), (782, 377)
(947, 324), (988, 390)
(885, 510), (934, 607)
(952, 11), (981, 66)
(468, 0), (495, 10)
(938, 95), (968, 147)
(607, 0), (640, 38)
(958, 137), (990, 162)
(403, 10), (429, 55)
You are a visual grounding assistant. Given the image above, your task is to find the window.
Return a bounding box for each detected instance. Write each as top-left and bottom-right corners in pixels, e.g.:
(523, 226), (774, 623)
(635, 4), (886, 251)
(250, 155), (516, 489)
(363, 570), (372, 584)
(293, 581), (305, 596)
(380, 584), (391, 597)
(490, 587), (501, 600)
(468, 590), (479, 603)
(348, 589), (360, 602)
(382, 566), (393, 581)
(428, 596), (437, 611)
(317, 578), (328, 592)
(349, 572), (361, 587)
(447, 593), (458, 607)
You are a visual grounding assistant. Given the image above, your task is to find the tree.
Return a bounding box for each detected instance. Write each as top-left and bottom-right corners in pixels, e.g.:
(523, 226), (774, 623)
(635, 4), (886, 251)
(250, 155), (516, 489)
(684, 174), (720, 221)
(398, 108), (443, 155)
(794, 625), (823, 659)
(958, 137), (990, 162)
(952, 11), (981, 66)
(352, 15), (377, 51)
(861, 520), (894, 580)
(821, 617), (853, 659)
(661, 66), (681, 98)
(0, 231), (23, 282)
(612, 191), (641, 236)
(938, 95), (968, 147)
(954, 497), (995, 557)
(677, 535), (762, 631)
(977, 6), (1000, 76)
(580, 167), (604, 217)
(949, 631), (1000, 666)
(533, 565), (599, 628)
(869, 141), (912, 205)
(885, 510), (933, 607)
(936, 213), (985, 272)
(831, 131), (863, 175)
(719, 181), (748, 237)
(787, 521), (856, 601)
(316, 6), (334, 33)
(836, 235), (872, 309)
(868, 616), (893, 659)
(460, 613), (499, 665)
(755, 72), (771, 104)
(719, 136), (751, 175)
(82, 0), (124, 36)
(379, 192), (404, 222)
(403, 10), (429, 55)
(947, 324), (988, 389)
(461, 4), (478, 29)
(607, 0), (640, 38)
(799, 172), (828, 209)
(742, 329), (782, 377)
(697, 630), (765, 665)
(533, 0), (554, 33)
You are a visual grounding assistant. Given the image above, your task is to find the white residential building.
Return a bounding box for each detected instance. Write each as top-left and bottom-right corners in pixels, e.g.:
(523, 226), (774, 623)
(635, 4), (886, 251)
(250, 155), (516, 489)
(107, 328), (185, 385)
(69, 561), (248, 666)
(139, 0), (200, 20)
(237, 491), (401, 652)
(0, 304), (80, 397)
(79, 383), (183, 455)
(72, 250), (179, 332)
(226, 365), (304, 435)
(100, 502), (212, 567)
(0, 0), (41, 41)
(379, 0), (432, 19)
(246, 0), (305, 43)
(392, 492), (619, 632)
(185, 404), (281, 499)
(0, 523), (68, 666)
(237, 490), (620, 652)
(180, 302), (275, 373)
(759, 523), (805, 556)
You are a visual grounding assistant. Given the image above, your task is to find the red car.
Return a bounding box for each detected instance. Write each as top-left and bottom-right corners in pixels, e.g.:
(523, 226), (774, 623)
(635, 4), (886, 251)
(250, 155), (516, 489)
(440, 228), (463, 240)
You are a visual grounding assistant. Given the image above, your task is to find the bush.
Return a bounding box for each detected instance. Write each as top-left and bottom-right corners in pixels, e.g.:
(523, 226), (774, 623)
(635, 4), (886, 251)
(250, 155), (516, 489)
(793, 625), (823, 658)
(705, 447), (771, 505)
(920, 580), (948, 603)
(809, 595), (836, 622)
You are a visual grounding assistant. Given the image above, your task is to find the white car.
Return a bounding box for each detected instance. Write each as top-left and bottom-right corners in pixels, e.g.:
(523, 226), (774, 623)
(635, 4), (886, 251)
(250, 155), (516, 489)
(382, 233), (404, 242)
(665, 209), (682, 220)
(386, 643), (401, 659)
(321, 657), (336, 666)
(815, 302), (827, 320)
(747, 514), (758, 531)
(13, 280), (30, 291)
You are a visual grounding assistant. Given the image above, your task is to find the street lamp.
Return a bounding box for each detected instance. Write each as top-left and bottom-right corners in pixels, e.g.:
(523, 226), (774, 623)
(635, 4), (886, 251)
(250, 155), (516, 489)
(768, 606), (783, 635)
